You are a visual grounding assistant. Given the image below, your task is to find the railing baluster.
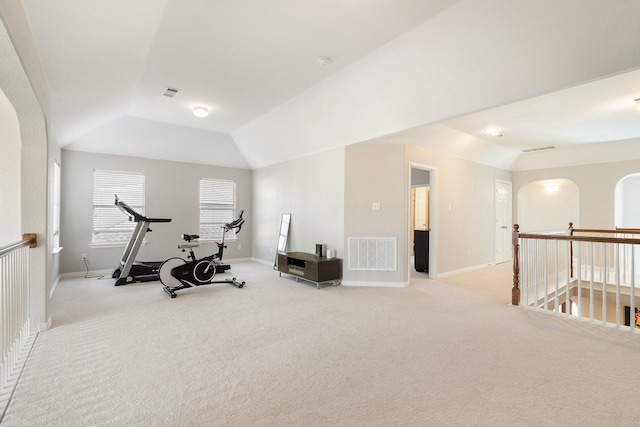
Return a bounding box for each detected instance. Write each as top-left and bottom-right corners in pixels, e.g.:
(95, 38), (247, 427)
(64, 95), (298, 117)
(543, 240), (548, 310)
(590, 242), (595, 322)
(513, 227), (640, 330)
(631, 245), (636, 332)
(602, 242), (607, 326)
(0, 236), (36, 418)
(615, 243), (620, 328)
(577, 241), (582, 318)
(565, 240), (570, 317)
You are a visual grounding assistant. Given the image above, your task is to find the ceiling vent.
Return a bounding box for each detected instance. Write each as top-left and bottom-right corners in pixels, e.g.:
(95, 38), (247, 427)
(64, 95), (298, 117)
(162, 87), (180, 97)
(522, 146), (557, 153)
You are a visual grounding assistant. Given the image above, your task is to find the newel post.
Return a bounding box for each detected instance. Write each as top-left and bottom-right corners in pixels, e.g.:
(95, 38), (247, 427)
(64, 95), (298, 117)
(22, 233), (37, 248)
(568, 222), (574, 278)
(512, 224), (520, 306)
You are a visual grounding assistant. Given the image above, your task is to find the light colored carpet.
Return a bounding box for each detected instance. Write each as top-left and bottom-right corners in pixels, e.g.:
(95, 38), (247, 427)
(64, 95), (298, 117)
(2, 261), (640, 426)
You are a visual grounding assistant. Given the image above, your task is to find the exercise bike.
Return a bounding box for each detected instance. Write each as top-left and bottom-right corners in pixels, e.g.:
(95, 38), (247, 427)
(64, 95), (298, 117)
(159, 210), (246, 298)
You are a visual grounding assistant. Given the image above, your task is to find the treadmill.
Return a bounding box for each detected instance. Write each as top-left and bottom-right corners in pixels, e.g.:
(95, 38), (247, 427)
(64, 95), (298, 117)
(112, 196), (171, 286)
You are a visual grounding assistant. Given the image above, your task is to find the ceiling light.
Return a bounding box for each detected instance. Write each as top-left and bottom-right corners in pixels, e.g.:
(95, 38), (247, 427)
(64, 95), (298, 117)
(485, 127), (503, 137)
(318, 56), (332, 66)
(193, 106), (209, 118)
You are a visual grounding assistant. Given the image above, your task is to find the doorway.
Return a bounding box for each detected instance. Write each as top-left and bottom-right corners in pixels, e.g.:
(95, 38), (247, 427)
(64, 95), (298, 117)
(494, 180), (512, 264)
(410, 165), (436, 278)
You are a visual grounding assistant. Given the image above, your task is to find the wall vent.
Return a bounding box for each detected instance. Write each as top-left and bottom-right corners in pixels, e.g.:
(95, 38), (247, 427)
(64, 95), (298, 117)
(162, 87), (180, 97)
(522, 145), (556, 153)
(348, 237), (397, 271)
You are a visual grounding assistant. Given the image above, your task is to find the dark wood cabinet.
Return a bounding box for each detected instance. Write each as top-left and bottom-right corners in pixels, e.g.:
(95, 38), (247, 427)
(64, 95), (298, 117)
(414, 230), (429, 272)
(277, 252), (342, 288)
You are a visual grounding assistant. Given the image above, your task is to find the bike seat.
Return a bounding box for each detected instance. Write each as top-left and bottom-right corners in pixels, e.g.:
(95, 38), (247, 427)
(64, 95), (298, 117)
(182, 234), (200, 242)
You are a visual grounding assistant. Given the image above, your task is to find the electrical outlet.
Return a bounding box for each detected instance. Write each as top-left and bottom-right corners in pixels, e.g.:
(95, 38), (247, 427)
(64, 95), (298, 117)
(81, 253), (87, 261)
(237, 244), (242, 251)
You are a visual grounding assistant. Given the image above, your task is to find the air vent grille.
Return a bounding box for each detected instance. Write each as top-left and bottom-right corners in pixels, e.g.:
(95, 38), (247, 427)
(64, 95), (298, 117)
(162, 87), (180, 97)
(348, 237), (397, 271)
(522, 146), (556, 153)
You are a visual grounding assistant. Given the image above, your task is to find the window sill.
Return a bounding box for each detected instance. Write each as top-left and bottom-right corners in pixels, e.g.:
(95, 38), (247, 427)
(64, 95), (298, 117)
(90, 242), (147, 249)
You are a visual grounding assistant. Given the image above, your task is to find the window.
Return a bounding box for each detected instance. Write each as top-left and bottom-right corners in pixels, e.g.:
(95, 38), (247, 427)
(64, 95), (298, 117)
(92, 170), (145, 245)
(52, 162), (61, 235)
(199, 178), (236, 240)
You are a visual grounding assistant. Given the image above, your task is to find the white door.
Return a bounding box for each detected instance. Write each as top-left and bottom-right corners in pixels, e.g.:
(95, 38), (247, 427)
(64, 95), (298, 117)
(495, 180), (512, 263)
(413, 186), (429, 231)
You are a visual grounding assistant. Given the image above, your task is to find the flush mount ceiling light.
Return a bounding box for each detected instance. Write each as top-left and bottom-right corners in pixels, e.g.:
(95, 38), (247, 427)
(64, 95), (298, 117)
(318, 56), (332, 66)
(485, 127), (503, 137)
(193, 106), (209, 118)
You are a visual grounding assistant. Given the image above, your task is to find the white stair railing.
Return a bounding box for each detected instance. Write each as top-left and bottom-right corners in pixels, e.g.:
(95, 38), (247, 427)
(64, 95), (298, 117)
(512, 225), (640, 331)
(0, 234), (37, 419)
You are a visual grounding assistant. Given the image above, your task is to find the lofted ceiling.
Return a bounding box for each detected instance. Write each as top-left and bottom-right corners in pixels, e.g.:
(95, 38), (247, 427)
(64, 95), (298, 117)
(2, 0), (640, 170)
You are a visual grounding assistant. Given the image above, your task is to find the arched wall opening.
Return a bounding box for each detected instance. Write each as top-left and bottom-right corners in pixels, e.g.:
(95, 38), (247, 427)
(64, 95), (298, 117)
(517, 179), (580, 232)
(615, 173), (640, 228)
(0, 16), (50, 331)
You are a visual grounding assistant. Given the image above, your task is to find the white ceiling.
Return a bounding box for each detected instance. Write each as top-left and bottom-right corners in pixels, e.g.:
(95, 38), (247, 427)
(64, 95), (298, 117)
(3, 0), (640, 170)
(17, 0), (457, 140)
(377, 68), (640, 170)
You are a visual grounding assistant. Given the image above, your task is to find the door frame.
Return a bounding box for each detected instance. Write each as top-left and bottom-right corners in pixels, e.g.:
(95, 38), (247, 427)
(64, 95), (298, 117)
(409, 163), (438, 279)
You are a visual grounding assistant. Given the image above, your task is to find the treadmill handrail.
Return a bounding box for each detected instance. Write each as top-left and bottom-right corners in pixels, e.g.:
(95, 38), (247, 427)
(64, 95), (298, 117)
(115, 196), (172, 223)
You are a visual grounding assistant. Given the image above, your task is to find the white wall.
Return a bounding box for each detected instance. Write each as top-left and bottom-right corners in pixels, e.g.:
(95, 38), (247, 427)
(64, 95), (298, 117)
(60, 150), (252, 274)
(0, 16), (49, 331)
(252, 147), (345, 265)
(0, 86), (20, 246)
(48, 137), (62, 296)
(616, 174), (640, 228)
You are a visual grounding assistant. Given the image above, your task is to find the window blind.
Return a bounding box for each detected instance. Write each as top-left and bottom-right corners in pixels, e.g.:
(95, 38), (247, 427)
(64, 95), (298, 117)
(92, 170), (145, 244)
(199, 179), (236, 240)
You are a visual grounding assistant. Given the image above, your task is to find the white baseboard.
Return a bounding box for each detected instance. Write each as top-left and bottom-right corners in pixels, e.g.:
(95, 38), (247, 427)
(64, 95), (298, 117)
(251, 257), (275, 267)
(437, 263), (492, 279)
(38, 317), (52, 332)
(342, 280), (409, 288)
(60, 269), (112, 279)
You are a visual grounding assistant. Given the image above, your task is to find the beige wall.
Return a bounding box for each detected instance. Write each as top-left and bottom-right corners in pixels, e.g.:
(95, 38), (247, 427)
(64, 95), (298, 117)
(406, 145), (512, 276)
(513, 160), (640, 229)
(517, 179), (580, 232)
(344, 143), (407, 285)
(252, 147), (345, 265)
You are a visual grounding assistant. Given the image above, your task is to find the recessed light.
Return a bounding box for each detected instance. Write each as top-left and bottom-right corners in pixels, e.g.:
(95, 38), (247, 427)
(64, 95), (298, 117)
(193, 106), (209, 118)
(485, 127), (503, 137)
(318, 56), (332, 66)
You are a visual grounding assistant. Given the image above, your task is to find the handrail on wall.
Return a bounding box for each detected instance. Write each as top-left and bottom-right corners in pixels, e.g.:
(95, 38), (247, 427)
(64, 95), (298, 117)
(0, 233), (37, 257)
